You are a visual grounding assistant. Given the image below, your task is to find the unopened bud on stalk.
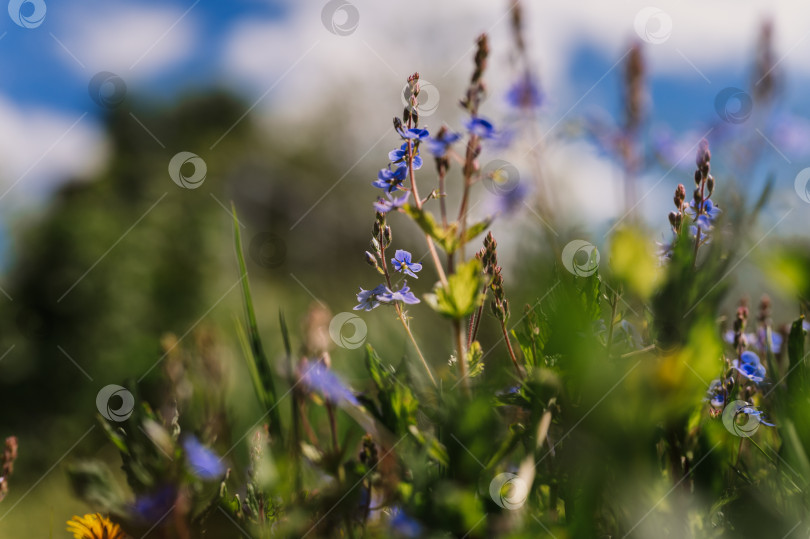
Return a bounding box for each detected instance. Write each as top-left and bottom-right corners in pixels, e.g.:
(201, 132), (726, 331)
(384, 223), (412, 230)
(706, 175), (715, 196)
(668, 211), (681, 229)
(364, 251), (378, 268)
(383, 225), (392, 247)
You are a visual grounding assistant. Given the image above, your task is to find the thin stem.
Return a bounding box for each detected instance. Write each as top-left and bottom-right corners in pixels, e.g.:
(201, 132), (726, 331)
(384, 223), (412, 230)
(407, 139), (448, 287)
(327, 403), (339, 453)
(501, 321), (522, 377)
(397, 305), (438, 388)
(467, 311), (476, 350)
(606, 289), (619, 354)
(438, 169), (448, 228)
(457, 134), (480, 260)
(692, 174), (707, 269)
(379, 227), (438, 388)
(454, 319), (471, 396)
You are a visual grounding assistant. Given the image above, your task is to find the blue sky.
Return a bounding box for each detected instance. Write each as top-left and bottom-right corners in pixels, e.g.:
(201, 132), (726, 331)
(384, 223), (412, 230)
(0, 0), (808, 237)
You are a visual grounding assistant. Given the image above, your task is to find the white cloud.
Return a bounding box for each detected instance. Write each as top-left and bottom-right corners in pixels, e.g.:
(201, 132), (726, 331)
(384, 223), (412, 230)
(216, 0), (810, 229)
(57, 3), (199, 79)
(0, 97), (108, 200)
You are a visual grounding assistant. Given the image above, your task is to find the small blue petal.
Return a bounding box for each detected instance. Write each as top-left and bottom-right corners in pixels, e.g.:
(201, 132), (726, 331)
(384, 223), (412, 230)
(182, 436), (225, 480)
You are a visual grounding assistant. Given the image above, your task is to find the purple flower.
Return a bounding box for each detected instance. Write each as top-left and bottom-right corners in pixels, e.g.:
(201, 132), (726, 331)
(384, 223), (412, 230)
(389, 143), (423, 170)
(182, 436), (225, 480)
(395, 126), (430, 140)
(380, 281), (420, 305)
(372, 165), (407, 192)
(426, 130), (462, 158)
(506, 73), (543, 109)
(464, 116), (497, 139)
(354, 284), (391, 311)
(300, 359), (359, 406)
(374, 191), (411, 213)
(391, 250), (422, 279)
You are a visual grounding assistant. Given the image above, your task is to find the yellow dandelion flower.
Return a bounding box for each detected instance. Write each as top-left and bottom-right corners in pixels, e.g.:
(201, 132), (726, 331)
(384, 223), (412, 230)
(66, 513), (126, 539)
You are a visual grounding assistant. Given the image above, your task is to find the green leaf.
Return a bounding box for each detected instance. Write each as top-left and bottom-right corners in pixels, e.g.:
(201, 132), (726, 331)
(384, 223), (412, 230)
(787, 316), (807, 398)
(463, 219), (492, 244)
(425, 258), (485, 319)
(512, 303), (551, 368)
(402, 204), (459, 253)
(467, 341), (485, 378)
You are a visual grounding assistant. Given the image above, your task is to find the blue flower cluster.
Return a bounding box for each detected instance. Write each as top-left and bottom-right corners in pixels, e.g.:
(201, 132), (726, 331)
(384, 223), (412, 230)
(732, 350), (767, 383)
(355, 248), (422, 311)
(354, 280), (420, 312)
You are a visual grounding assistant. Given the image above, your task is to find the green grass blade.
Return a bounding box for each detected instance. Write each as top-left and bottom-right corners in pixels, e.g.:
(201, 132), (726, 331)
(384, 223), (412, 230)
(232, 202), (283, 442)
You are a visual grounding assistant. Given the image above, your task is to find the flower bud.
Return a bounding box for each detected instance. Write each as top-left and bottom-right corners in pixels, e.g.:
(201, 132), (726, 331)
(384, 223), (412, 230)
(365, 251), (378, 268)
(694, 169), (702, 186)
(668, 211), (681, 229)
(706, 175), (715, 196)
(383, 225), (392, 247)
(693, 188), (702, 205)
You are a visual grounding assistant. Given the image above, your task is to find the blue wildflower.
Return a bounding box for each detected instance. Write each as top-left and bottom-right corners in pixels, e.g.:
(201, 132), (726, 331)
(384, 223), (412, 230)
(380, 281), (420, 305)
(395, 126), (429, 140)
(182, 436), (225, 480)
(686, 198), (721, 224)
(372, 165), (407, 192)
(426, 130), (462, 158)
(374, 191), (410, 214)
(506, 73), (543, 109)
(391, 250), (422, 279)
(354, 284), (391, 311)
(732, 351), (766, 383)
(389, 143), (423, 170)
(300, 359), (359, 406)
(389, 507), (423, 538)
(757, 327), (783, 354)
(464, 116), (497, 139)
(737, 403), (775, 427)
(705, 379), (727, 409)
(493, 181), (528, 215)
(133, 486), (176, 522)
(689, 226), (710, 244)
